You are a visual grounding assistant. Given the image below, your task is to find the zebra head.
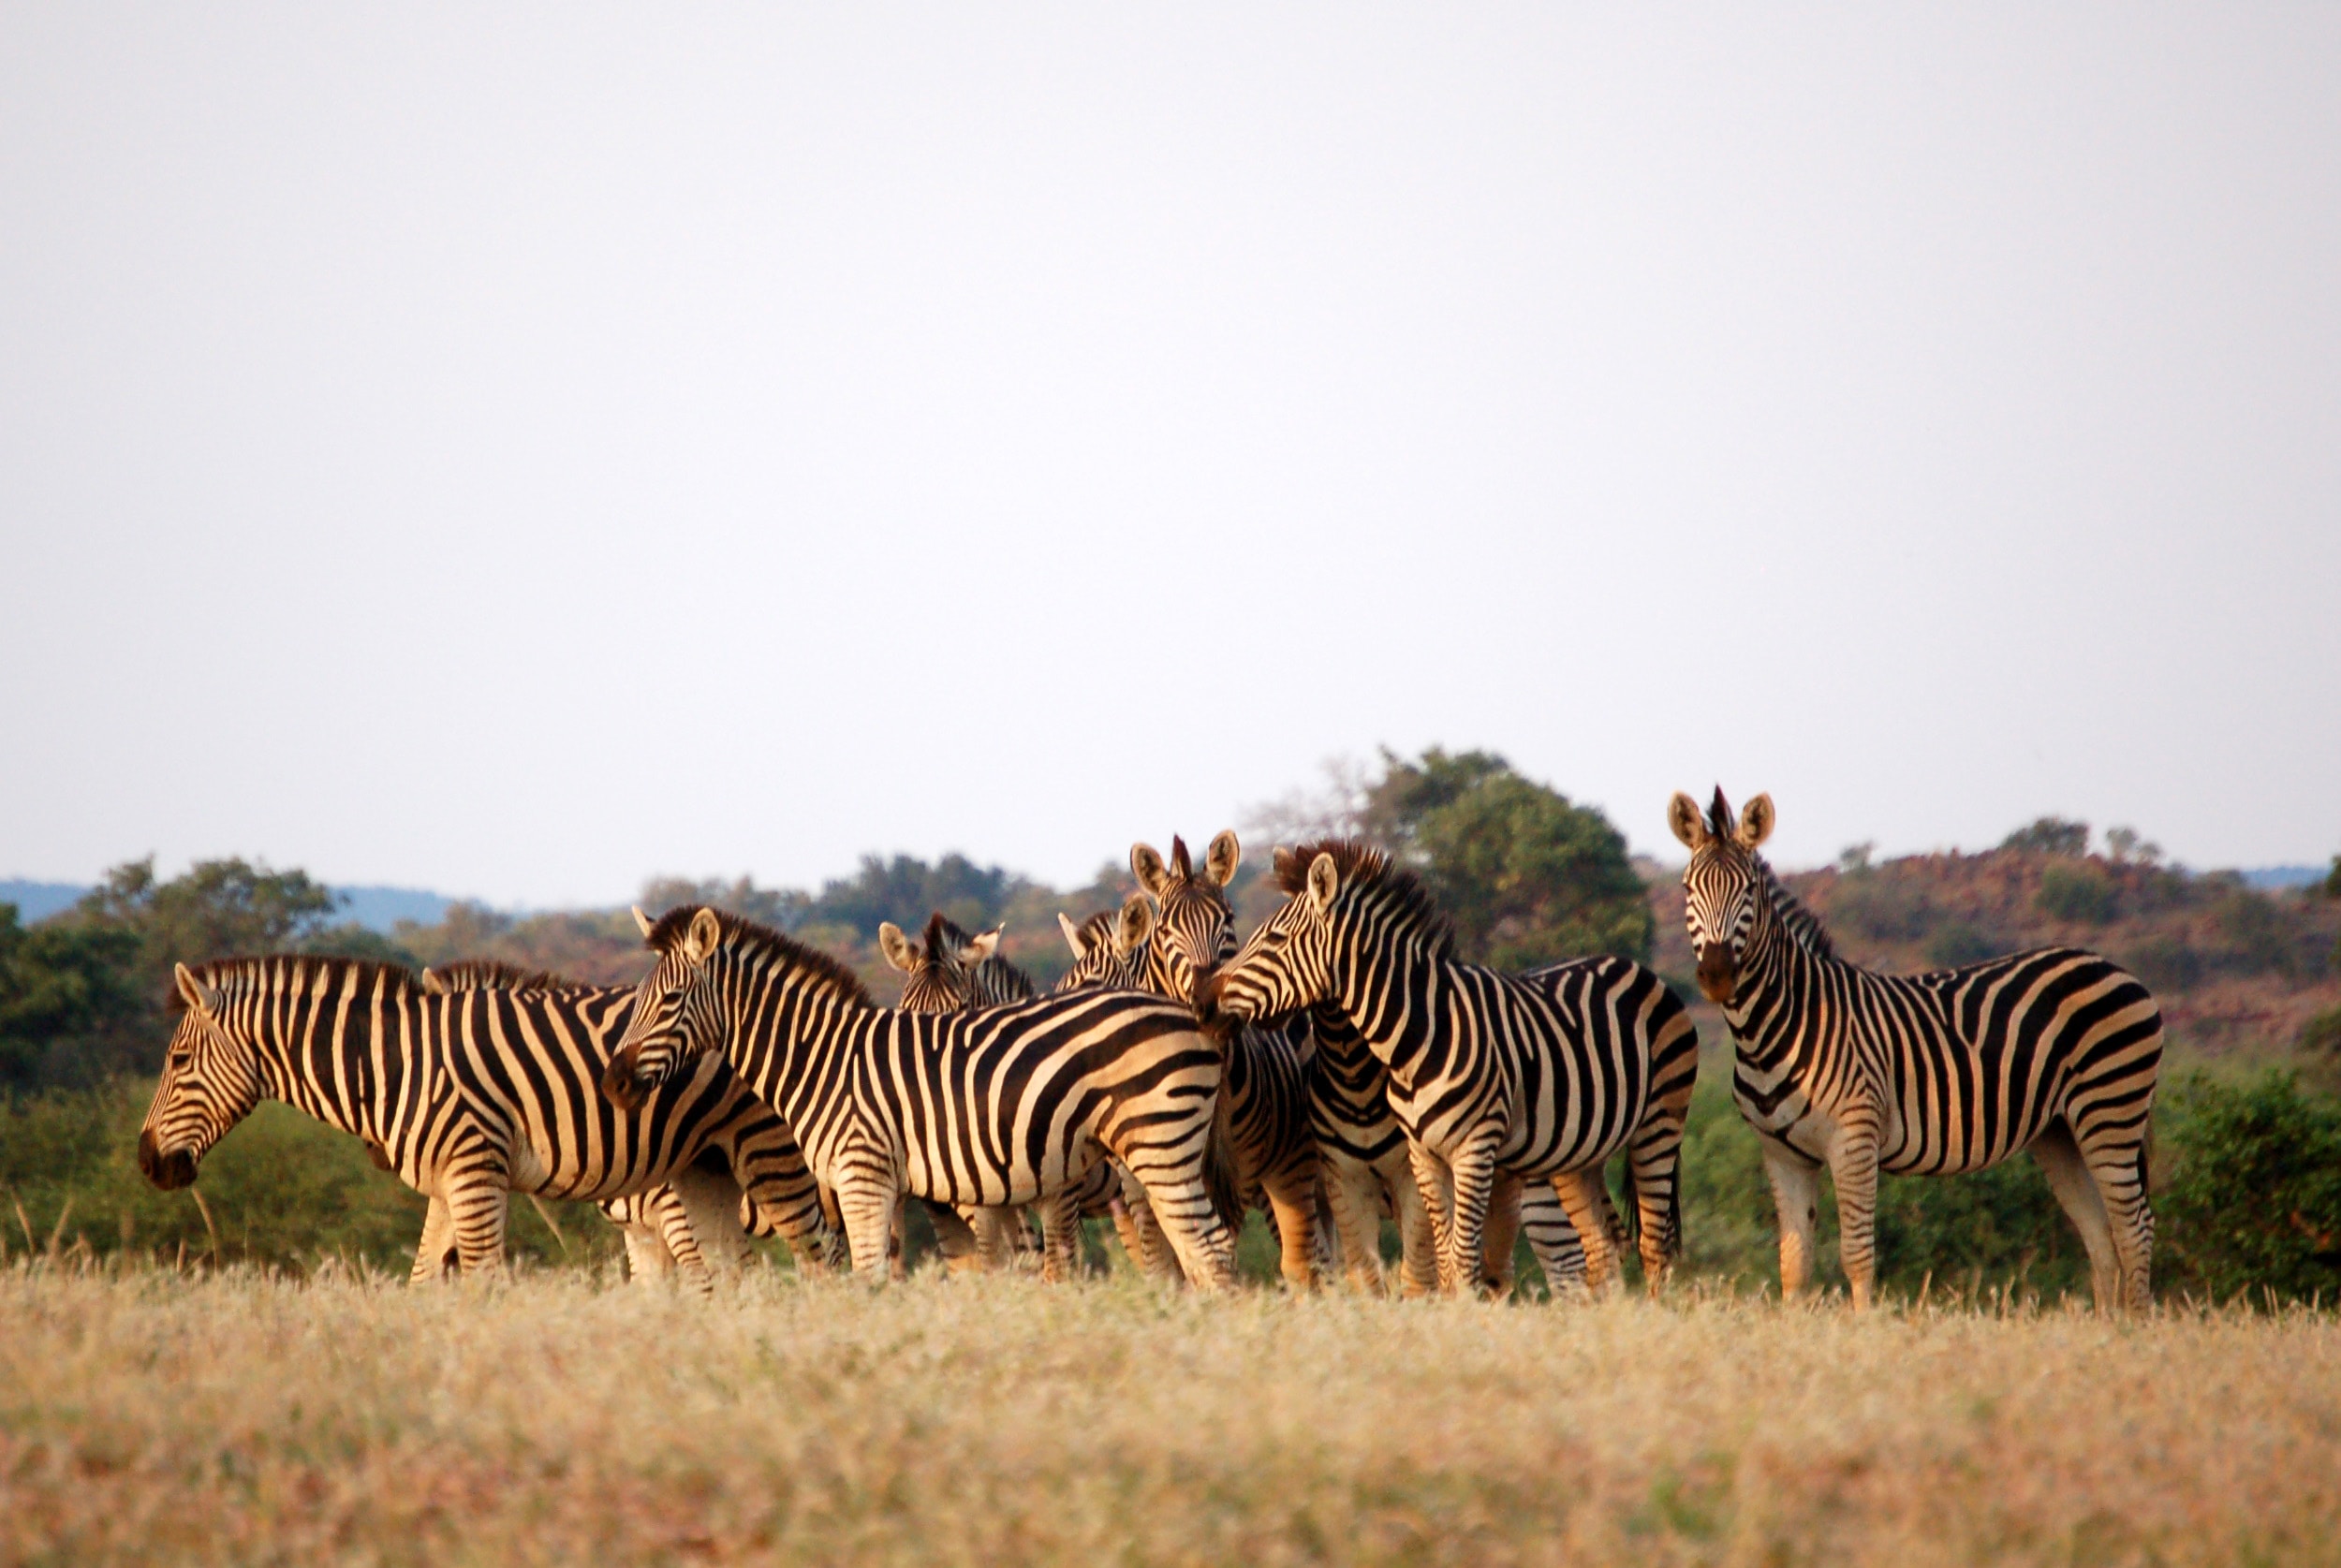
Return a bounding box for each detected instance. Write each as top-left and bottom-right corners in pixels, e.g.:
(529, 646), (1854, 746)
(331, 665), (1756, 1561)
(603, 904), (729, 1111)
(1053, 895), (1157, 992)
(1129, 829), (1242, 1006)
(880, 912), (1003, 1012)
(1669, 786), (1776, 1004)
(137, 963), (266, 1192)
(1199, 843), (1347, 1025)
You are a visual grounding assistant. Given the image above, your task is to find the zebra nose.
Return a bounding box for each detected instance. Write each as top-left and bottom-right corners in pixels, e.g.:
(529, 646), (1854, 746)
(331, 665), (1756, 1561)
(137, 1129), (196, 1191)
(1193, 967), (1225, 1026)
(600, 1055), (646, 1111)
(1695, 944), (1737, 1004)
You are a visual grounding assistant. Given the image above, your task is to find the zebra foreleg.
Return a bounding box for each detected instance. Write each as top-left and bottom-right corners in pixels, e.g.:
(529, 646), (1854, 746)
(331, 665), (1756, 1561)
(1437, 1131), (1504, 1300)
(1036, 1187), (1082, 1283)
(1760, 1143), (1823, 1303)
(641, 1184), (719, 1297)
(1320, 1150), (1390, 1294)
(440, 1161), (513, 1279)
(1480, 1172), (1524, 1296)
(834, 1175), (902, 1283)
(1384, 1150), (1440, 1298)
(411, 1195), (461, 1283)
(1825, 1132), (1882, 1311)
(1261, 1165), (1324, 1290)
(1517, 1183), (1588, 1297)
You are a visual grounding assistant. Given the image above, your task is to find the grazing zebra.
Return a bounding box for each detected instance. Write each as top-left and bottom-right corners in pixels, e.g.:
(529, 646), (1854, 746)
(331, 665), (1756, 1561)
(1128, 831), (1330, 1289)
(601, 905), (1241, 1289)
(1201, 841), (1700, 1297)
(416, 959), (841, 1283)
(1669, 788), (2163, 1311)
(137, 953), (837, 1290)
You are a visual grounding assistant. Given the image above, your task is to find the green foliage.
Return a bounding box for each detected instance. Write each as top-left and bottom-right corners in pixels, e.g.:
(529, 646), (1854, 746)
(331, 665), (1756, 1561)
(2002, 817), (2089, 857)
(2036, 862), (2118, 924)
(0, 905), (143, 1090)
(1361, 747), (1653, 966)
(74, 856), (340, 987)
(636, 875), (811, 931)
(2157, 1073), (2341, 1305)
(2325, 856), (2341, 901)
(2297, 1008), (2341, 1096)
(2124, 933), (2205, 993)
(1828, 872), (1934, 943)
(2207, 886), (2319, 978)
(1923, 920), (2005, 969)
(796, 855), (1034, 939)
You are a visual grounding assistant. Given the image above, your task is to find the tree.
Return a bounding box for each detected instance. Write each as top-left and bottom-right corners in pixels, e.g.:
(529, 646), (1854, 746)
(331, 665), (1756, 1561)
(1360, 748), (1653, 967)
(2001, 818), (2089, 857)
(72, 856), (340, 990)
(637, 876), (811, 931)
(0, 904), (144, 1090)
(803, 854), (1032, 938)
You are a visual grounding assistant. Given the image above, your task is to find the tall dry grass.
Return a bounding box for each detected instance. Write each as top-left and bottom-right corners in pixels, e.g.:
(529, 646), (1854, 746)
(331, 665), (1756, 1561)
(2, 1261), (2335, 1566)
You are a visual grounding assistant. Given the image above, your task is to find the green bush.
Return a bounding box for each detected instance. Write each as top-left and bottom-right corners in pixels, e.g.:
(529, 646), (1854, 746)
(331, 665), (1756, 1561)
(1923, 921), (2005, 969)
(2157, 1072), (2341, 1305)
(2037, 863), (2117, 924)
(1829, 873), (1934, 944)
(2125, 934), (2204, 993)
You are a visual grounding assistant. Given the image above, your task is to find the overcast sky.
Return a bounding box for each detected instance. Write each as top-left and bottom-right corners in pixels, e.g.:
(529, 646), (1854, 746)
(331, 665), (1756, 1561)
(3, 5), (2336, 905)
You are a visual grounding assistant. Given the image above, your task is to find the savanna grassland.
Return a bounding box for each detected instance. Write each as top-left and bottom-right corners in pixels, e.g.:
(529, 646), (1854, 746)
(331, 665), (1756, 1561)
(4, 1263), (2338, 1568)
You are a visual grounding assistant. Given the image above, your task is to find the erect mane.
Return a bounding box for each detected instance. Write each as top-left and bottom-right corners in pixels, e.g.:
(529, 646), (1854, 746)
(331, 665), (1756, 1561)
(642, 903), (876, 1008)
(1757, 857), (1836, 960)
(1275, 838), (1455, 959)
(920, 911), (972, 962)
(1071, 908), (1120, 949)
(167, 953), (421, 1013)
(423, 958), (575, 993)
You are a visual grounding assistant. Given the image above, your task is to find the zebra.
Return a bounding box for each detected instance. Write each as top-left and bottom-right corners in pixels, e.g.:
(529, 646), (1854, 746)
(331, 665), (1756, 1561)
(1668, 787), (2163, 1312)
(1138, 831), (1597, 1297)
(600, 905), (1241, 1289)
(137, 952), (838, 1290)
(1201, 840), (1700, 1298)
(416, 959), (841, 1283)
(876, 911), (1155, 1277)
(1128, 831), (1330, 1288)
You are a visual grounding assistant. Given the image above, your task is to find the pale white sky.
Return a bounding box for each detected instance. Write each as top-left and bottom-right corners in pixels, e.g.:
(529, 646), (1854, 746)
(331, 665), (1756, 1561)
(3, 5), (2336, 904)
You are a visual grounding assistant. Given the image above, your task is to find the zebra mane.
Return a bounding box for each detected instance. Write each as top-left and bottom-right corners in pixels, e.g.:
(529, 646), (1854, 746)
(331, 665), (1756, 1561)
(1756, 857), (1836, 960)
(421, 959), (574, 994)
(919, 911), (972, 962)
(1274, 838), (1456, 960)
(167, 953), (421, 1012)
(642, 903), (876, 1009)
(1069, 907), (1119, 950)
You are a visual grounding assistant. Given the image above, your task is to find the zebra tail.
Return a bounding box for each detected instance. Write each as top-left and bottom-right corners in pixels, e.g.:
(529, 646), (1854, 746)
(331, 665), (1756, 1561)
(1203, 1092), (1245, 1237)
(1618, 1158), (1640, 1246)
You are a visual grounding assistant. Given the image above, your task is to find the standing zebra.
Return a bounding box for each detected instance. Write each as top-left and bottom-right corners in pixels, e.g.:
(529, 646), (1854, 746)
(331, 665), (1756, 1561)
(877, 912), (1156, 1278)
(1202, 841), (1699, 1297)
(1131, 832), (1328, 1289)
(1668, 788), (2162, 1311)
(416, 959), (840, 1283)
(137, 953), (837, 1290)
(601, 905), (1240, 1289)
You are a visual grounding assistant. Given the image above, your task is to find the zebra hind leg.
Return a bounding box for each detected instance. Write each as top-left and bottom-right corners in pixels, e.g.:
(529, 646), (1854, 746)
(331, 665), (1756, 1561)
(1516, 1183), (1586, 1298)
(1319, 1151), (1387, 1294)
(2028, 1121), (2120, 1312)
(2071, 1110), (2156, 1312)
(1112, 1138), (1238, 1292)
(1549, 1169), (1622, 1297)
(1480, 1171), (1524, 1297)
(411, 1195), (461, 1284)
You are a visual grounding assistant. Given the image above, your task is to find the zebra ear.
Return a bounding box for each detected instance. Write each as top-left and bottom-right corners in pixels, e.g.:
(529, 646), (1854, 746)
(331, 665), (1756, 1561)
(964, 927), (1003, 963)
(1057, 912), (1089, 961)
(173, 962), (218, 1016)
(1738, 794), (1776, 850)
(1668, 793), (1709, 851)
(419, 967), (445, 994)
(1204, 829), (1241, 887)
(1131, 843), (1171, 900)
(632, 905), (655, 938)
(683, 907), (723, 966)
(1305, 853), (1339, 916)
(1115, 893), (1156, 957)
(877, 921), (918, 974)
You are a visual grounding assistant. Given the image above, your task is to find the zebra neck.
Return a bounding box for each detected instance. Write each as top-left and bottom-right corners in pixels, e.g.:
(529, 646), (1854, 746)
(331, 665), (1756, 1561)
(228, 989), (390, 1145)
(1723, 908), (1821, 1055)
(1328, 921), (1446, 1089)
(718, 962), (860, 1129)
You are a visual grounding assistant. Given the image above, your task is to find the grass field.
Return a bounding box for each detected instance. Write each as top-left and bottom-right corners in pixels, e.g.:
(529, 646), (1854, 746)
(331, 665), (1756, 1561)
(4, 1264), (2336, 1566)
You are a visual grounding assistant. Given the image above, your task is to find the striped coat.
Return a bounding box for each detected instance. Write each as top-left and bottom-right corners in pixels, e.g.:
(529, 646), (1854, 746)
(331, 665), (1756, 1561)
(602, 906), (1240, 1288)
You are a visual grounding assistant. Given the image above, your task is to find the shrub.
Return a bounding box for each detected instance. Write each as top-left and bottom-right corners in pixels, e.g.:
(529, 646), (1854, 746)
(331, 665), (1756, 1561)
(1924, 921), (2006, 969)
(2157, 1072), (2341, 1305)
(1829, 873), (1934, 944)
(2003, 818), (2089, 857)
(2124, 934), (2204, 993)
(2036, 863), (2117, 924)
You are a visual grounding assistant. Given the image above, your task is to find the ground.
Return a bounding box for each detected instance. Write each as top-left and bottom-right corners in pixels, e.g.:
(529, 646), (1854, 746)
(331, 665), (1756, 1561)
(4, 1263), (2336, 1566)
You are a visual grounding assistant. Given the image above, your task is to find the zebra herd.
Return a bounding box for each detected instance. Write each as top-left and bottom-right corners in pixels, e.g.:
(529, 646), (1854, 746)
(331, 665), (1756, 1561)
(136, 790), (2166, 1310)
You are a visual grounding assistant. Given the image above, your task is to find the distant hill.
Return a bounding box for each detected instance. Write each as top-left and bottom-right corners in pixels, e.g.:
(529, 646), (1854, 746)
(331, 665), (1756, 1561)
(0, 880), (88, 924)
(1, 878), (459, 933)
(2241, 866), (2328, 890)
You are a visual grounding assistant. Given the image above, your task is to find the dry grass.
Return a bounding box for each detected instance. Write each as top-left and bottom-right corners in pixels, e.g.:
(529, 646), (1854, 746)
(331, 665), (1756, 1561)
(3, 1264), (2336, 1567)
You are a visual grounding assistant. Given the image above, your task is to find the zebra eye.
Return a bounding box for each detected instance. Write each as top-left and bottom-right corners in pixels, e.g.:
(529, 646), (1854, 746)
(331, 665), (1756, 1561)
(169, 1049), (191, 1071)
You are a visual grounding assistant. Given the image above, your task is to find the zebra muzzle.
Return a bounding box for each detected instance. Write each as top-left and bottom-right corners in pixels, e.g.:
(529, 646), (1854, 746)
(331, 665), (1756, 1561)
(137, 1129), (198, 1191)
(1695, 945), (1737, 1005)
(600, 1054), (649, 1111)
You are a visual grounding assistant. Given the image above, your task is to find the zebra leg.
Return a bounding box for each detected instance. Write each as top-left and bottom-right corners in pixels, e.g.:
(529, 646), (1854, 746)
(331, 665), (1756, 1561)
(1480, 1171), (1524, 1296)
(2028, 1121), (2120, 1311)
(615, 1205), (676, 1283)
(411, 1195), (460, 1283)
(1383, 1150), (1441, 1298)
(1406, 1140), (1459, 1292)
(1761, 1143), (1823, 1303)
(1627, 1097), (1689, 1294)
(834, 1173), (902, 1282)
(441, 1161), (513, 1278)
(643, 1185), (718, 1298)
(1826, 1133), (1882, 1311)
(1550, 1169), (1623, 1296)
(1114, 1139), (1238, 1292)
(1320, 1149), (1388, 1294)
(1518, 1182), (1588, 1297)
(1261, 1166), (1324, 1290)
(1114, 1166), (1185, 1282)
(1440, 1131), (1504, 1300)
(2070, 1113), (2156, 1312)
(1037, 1187), (1082, 1283)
